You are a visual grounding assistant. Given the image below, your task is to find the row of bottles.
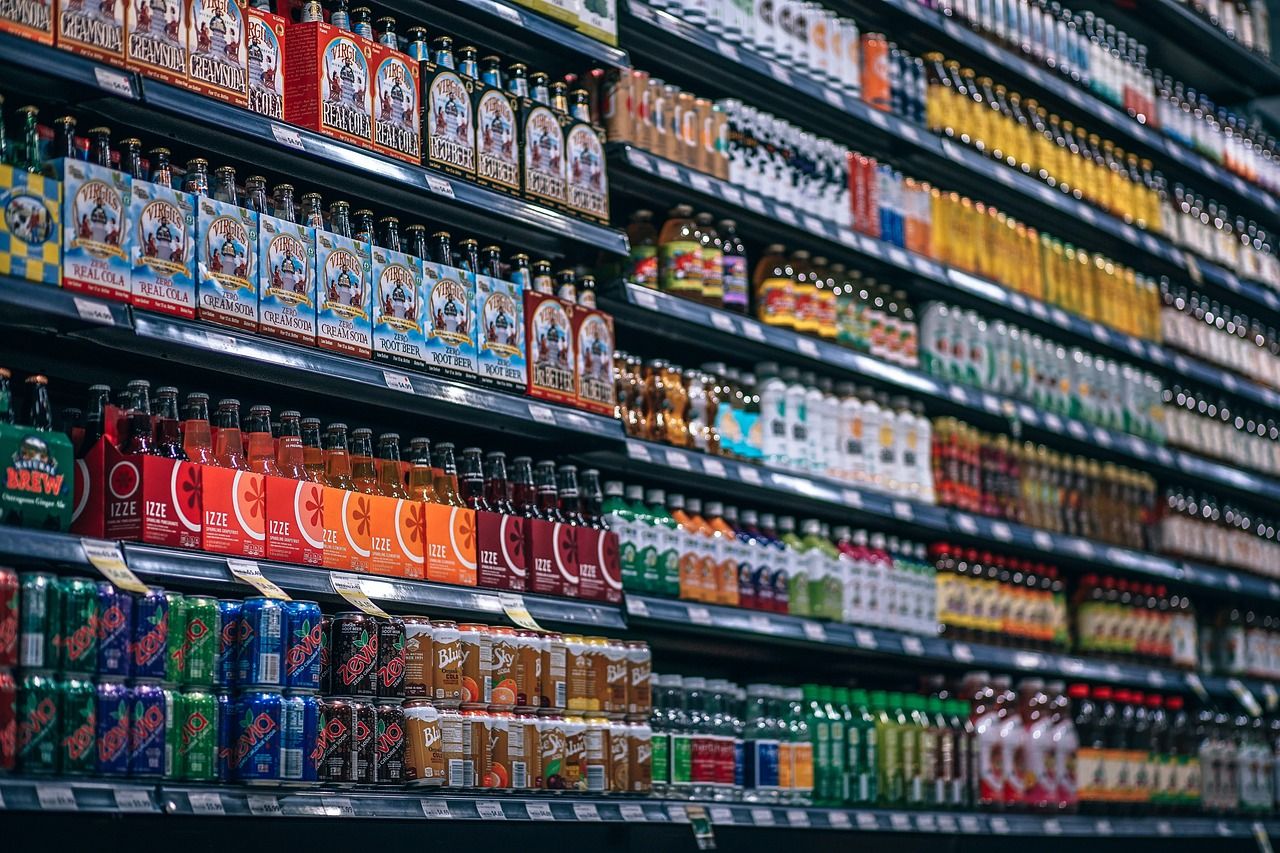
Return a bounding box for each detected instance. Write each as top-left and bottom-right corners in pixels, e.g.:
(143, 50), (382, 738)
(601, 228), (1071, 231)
(933, 545), (1070, 651)
(920, 302), (1165, 442)
(1163, 385), (1280, 475)
(932, 418), (1158, 546)
(626, 207), (750, 312)
(1073, 575), (1200, 669)
(1158, 488), (1280, 578)
(1160, 281), (1280, 390)
(1215, 607), (1280, 680)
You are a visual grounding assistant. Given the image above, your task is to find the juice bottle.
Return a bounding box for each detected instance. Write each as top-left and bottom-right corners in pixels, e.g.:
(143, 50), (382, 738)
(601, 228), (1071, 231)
(812, 256), (838, 340)
(275, 411), (308, 480)
(647, 488), (681, 598)
(752, 243), (795, 328)
(719, 219), (748, 314)
(121, 380), (153, 455)
(627, 484), (660, 593)
(323, 423), (355, 489)
(785, 687), (814, 805)
(214, 399), (248, 470)
(758, 513), (789, 614)
(666, 493), (705, 602)
(803, 685), (832, 805)
(245, 404), (280, 476)
(658, 204), (703, 299)
(626, 209), (659, 289)
(377, 434), (409, 498)
(874, 690), (902, 806)
(739, 510), (773, 612)
(1146, 694), (1168, 813)
(791, 250), (818, 335)
(695, 212), (723, 308)
(1049, 682), (1078, 813)
(704, 501), (740, 608)
(801, 519), (841, 622)
(927, 696), (950, 809)
(1021, 678), (1053, 811)
(948, 698), (975, 809)
(602, 481), (640, 590)
(407, 437), (440, 502)
(350, 428), (381, 495)
(182, 392), (216, 465)
(967, 671), (1004, 809)
(779, 516), (810, 617)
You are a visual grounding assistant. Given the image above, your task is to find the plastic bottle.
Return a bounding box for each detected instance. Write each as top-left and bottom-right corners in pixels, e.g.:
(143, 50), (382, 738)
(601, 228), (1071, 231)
(874, 690), (903, 806)
(779, 516), (810, 617)
(968, 671), (1004, 809)
(705, 501), (741, 607)
(756, 362), (788, 467)
(744, 684), (781, 802)
(647, 488), (681, 598)
(848, 688), (878, 806)
(780, 366), (808, 470)
(602, 482), (639, 590)
(1021, 678), (1053, 811)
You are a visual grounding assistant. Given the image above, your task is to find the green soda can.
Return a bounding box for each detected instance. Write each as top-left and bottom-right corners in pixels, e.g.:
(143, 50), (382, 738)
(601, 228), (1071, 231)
(163, 685), (182, 778)
(57, 577), (99, 674)
(164, 591), (187, 685)
(19, 572), (60, 669)
(58, 674), (96, 774)
(177, 688), (219, 781)
(181, 596), (220, 686)
(16, 670), (60, 773)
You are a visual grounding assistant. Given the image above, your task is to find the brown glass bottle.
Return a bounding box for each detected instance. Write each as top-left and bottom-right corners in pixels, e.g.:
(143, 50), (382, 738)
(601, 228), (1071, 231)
(275, 411), (308, 479)
(376, 433), (409, 498)
(300, 417), (326, 482)
(510, 456), (537, 518)
(484, 451), (515, 514)
(431, 442), (466, 508)
(349, 428), (380, 494)
(458, 447), (489, 511)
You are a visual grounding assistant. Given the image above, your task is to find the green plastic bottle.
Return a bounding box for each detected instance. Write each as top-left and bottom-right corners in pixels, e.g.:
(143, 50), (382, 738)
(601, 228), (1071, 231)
(832, 687), (856, 804)
(903, 694), (927, 808)
(803, 684), (831, 804)
(625, 485), (659, 593)
(819, 686), (847, 806)
(779, 516), (811, 617)
(873, 690), (902, 806)
(849, 689), (878, 805)
(603, 481), (640, 591)
(645, 487), (681, 598)
(801, 520), (843, 621)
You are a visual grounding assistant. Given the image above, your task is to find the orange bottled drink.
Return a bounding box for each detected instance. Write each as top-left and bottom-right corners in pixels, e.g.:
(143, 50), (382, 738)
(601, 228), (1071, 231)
(432, 442), (468, 508)
(182, 392), (216, 465)
(377, 433), (410, 499)
(667, 493), (707, 602)
(323, 422), (356, 490)
(752, 243), (795, 328)
(213, 398), (248, 470)
(684, 497), (719, 604)
(275, 410), (308, 480)
(407, 437), (440, 502)
(245, 404), (280, 477)
(350, 427), (381, 495)
(703, 500), (740, 607)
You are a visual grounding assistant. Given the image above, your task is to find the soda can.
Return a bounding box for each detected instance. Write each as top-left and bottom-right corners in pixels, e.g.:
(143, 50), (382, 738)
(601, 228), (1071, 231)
(281, 690), (319, 785)
(430, 620), (462, 708)
(18, 572), (59, 669)
(331, 612), (378, 697)
(353, 699), (376, 783)
(315, 696), (357, 784)
(181, 595), (220, 686)
(178, 688), (219, 781)
(402, 616), (432, 699)
(0, 667), (14, 772)
(375, 700), (405, 784)
(163, 590), (187, 684)
(283, 600), (323, 691)
(96, 582), (133, 679)
(128, 681), (167, 777)
(488, 626), (517, 712)
(458, 623), (492, 710)
(131, 587), (170, 681)
(216, 691), (233, 781)
(461, 708), (491, 788)
(236, 597), (284, 688)
(163, 686), (182, 778)
(215, 599), (241, 688)
(318, 614), (332, 694)
(439, 707), (466, 787)
(57, 577), (98, 674)
(231, 688), (284, 784)
(376, 617), (405, 699)
(403, 699), (444, 786)
(16, 669), (59, 773)
(95, 678), (130, 775)
(0, 567), (17, 668)
(59, 674), (96, 774)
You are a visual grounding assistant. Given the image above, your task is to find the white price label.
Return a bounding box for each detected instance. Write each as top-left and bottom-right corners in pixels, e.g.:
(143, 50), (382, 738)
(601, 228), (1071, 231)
(751, 807), (775, 826)
(890, 813), (911, 830)
(328, 572), (391, 618)
(688, 606), (713, 625)
(748, 613), (772, 633)
(527, 404), (557, 425)
(425, 175), (455, 198)
(769, 64), (793, 85)
(497, 592), (544, 632)
(1262, 684), (1279, 712)
(937, 815), (958, 833)
(246, 795), (282, 817)
(959, 815), (980, 833)
(841, 489), (863, 509)
(990, 817), (1010, 834)
(1028, 300), (1049, 319)
(775, 206), (798, 226)
(270, 122), (305, 150)
(1092, 428), (1113, 448)
(856, 812), (878, 829)
(1217, 822), (1234, 838)
(1066, 421), (1087, 440)
(322, 797), (356, 817)
(574, 803), (601, 821)
(954, 513), (979, 537)
(656, 162), (680, 181)
(81, 538), (148, 594)
(1032, 531), (1054, 551)
(665, 450), (692, 470)
(803, 621), (827, 642)
(741, 323), (767, 342)
(738, 466), (763, 485)
(619, 804), (647, 821)
(383, 370), (414, 393)
(716, 40), (740, 62)
(625, 596), (650, 618)
(915, 814), (937, 832)
(632, 288), (659, 310)
(1146, 670), (1166, 688)
(795, 337), (820, 358)
(688, 173), (714, 195)
(991, 523), (1012, 542)
(709, 312), (736, 333)
(822, 87), (843, 108)
(627, 441), (652, 462)
(1155, 820), (1173, 836)
(891, 501), (914, 521)
(952, 643), (974, 663)
(1044, 819), (1062, 835)
(667, 804), (689, 823)
(828, 811), (851, 828)
(524, 801), (554, 820)
(73, 297), (115, 325)
(803, 215), (828, 235)
(720, 186), (744, 206)
(1227, 573), (1243, 591)
(743, 194), (767, 214)
(854, 629), (877, 650)
(702, 458), (727, 478)
(94, 66), (136, 98)
(188, 792), (225, 815)
(1068, 539), (1095, 559)
(113, 788), (153, 812)
(1095, 819), (1114, 835)
(227, 559), (292, 600)
(476, 800), (506, 820)
(787, 809), (810, 827)
(901, 636), (924, 656)
(711, 807), (735, 824)
(421, 800), (453, 820)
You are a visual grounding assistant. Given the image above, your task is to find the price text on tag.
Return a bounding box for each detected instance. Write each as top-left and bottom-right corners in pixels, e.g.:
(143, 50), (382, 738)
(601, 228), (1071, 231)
(498, 592), (545, 632)
(81, 538), (149, 593)
(329, 572), (391, 618)
(227, 559), (292, 600)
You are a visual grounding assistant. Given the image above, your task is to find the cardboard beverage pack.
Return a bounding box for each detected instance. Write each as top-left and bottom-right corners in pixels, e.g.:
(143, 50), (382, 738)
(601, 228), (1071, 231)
(322, 485), (370, 572)
(475, 507), (526, 592)
(423, 56), (475, 180)
(424, 500), (476, 587)
(575, 525), (620, 602)
(474, 274), (525, 391)
(196, 194), (259, 331)
(264, 473), (324, 566)
(285, 22), (374, 149)
(422, 261), (476, 379)
(186, 0), (248, 106)
(366, 493), (424, 579)
(124, 0), (187, 84)
(129, 178), (196, 318)
(0, 164), (60, 285)
(573, 306), (614, 415)
(525, 291), (575, 406)
(0, 0), (53, 44)
(195, 464), (263, 557)
(371, 41), (420, 164)
(57, 0), (125, 64)
(371, 243), (426, 370)
(474, 78), (519, 195)
(1, 421), (73, 532)
(56, 158), (132, 301)
(520, 100), (567, 210)
(315, 228), (372, 357)
(246, 5), (286, 119)
(564, 121), (608, 224)
(258, 212), (316, 344)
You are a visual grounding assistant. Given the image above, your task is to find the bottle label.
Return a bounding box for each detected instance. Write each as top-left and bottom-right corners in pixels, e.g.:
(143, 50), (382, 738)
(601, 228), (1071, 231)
(778, 741), (794, 790)
(701, 247), (724, 300)
(659, 241), (703, 294)
(722, 255), (748, 307)
(651, 731), (670, 784)
(756, 276), (795, 325)
(628, 245), (658, 289)
(670, 732), (693, 785)
(691, 734), (718, 784)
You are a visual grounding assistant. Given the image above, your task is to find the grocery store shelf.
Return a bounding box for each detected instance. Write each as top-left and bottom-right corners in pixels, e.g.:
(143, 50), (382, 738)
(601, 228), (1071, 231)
(625, 594), (1275, 703)
(0, 776), (1275, 838)
(618, 3), (1280, 319)
(0, 527), (626, 629)
(603, 281), (1280, 506)
(0, 33), (627, 260)
(608, 145), (1280, 417)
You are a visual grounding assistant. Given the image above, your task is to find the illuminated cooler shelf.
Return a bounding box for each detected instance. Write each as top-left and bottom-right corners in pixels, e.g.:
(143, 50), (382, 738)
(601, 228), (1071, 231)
(0, 33), (628, 261)
(0, 776), (1275, 838)
(618, 0), (1280, 321)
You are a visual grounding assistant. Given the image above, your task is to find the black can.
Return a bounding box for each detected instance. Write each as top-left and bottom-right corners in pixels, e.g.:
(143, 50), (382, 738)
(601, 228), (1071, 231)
(376, 617), (405, 699)
(352, 699), (377, 784)
(375, 700), (405, 784)
(316, 697), (357, 785)
(318, 614), (332, 695)
(331, 612), (378, 697)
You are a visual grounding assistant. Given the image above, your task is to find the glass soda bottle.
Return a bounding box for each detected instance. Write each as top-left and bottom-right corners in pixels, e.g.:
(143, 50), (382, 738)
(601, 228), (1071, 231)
(323, 423), (356, 489)
(432, 443), (466, 508)
(275, 411), (308, 479)
(182, 392), (216, 464)
(407, 437), (440, 502)
(214, 399), (248, 470)
(300, 417), (326, 482)
(483, 451), (515, 514)
(459, 447), (489, 510)
(349, 428), (380, 494)
(152, 386), (186, 459)
(376, 434), (409, 498)
(245, 404), (280, 476)
(122, 379), (153, 454)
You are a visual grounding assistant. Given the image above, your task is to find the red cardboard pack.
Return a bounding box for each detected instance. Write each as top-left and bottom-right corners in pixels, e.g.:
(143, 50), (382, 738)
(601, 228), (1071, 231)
(263, 473), (324, 566)
(575, 526), (621, 603)
(524, 291), (575, 406)
(475, 509), (526, 592)
(572, 305), (614, 416)
(285, 21), (374, 149)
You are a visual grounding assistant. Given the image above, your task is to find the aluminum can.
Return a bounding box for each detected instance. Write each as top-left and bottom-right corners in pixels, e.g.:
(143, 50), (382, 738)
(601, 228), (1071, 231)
(57, 576), (98, 673)
(127, 681), (167, 777)
(236, 597), (284, 687)
(180, 595), (220, 686)
(283, 600), (323, 690)
(281, 690), (319, 784)
(131, 586), (169, 680)
(231, 688), (284, 783)
(215, 599), (241, 687)
(95, 582), (133, 678)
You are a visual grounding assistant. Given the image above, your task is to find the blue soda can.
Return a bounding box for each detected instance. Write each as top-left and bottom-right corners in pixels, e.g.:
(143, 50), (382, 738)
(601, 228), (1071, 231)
(216, 691), (234, 781)
(284, 600), (324, 690)
(236, 597), (284, 687)
(231, 689), (284, 784)
(281, 690), (320, 784)
(128, 681), (167, 777)
(95, 678), (131, 775)
(216, 599), (241, 688)
(131, 587), (170, 681)
(96, 582), (133, 678)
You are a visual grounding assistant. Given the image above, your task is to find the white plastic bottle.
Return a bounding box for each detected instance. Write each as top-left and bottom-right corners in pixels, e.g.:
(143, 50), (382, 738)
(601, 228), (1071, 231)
(913, 403), (935, 504)
(836, 383), (865, 483)
(860, 391), (884, 491)
(800, 371), (825, 476)
(756, 362), (788, 467)
(781, 366), (808, 472)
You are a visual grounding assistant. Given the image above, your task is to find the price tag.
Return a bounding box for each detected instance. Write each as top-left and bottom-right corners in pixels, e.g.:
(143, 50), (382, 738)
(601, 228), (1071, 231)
(1186, 673), (1209, 701)
(990, 817), (1010, 834)
(270, 122), (305, 151)
(1095, 819), (1113, 835)
(937, 815), (957, 833)
(1066, 421), (1087, 440)
(625, 596), (649, 618)
(795, 337), (820, 358)
(720, 186), (744, 207)
(1032, 531), (1053, 551)
(322, 797), (356, 817)
(246, 794), (283, 817)
(991, 523), (1012, 542)
(688, 173), (714, 195)
(227, 559), (292, 600)
(73, 297), (116, 325)
(113, 787), (153, 812)
(769, 64), (793, 86)
(329, 572), (391, 618)
(1217, 822), (1234, 838)
(667, 804), (689, 823)
(891, 501), (914, 521)
(423, 175), (455, 199)
(1254, 821), (1275, 853)
(822, 87), (844, 108)
(1227, 678), (1264, 716)
(955, 514), (978, 535)
(632, 288), (659, 310)
(854, 629), (877, 650)
(901, 636), (924, 656)
(952, 643), (974, 663)
(711, 806), (735, 824)
(959, 815), (980, 833)
(1271, 582), (1280, 600)
(744, 808), (771, 826)
(656, 161), (680, 182)
(803, 621), (827, 642)
(741, 323), (766, 342)
(748, 613), (772, 633)
(574, 803), (601, 821)
(1043, 819), (1062, 835)
(915, 814), (937, 832)
(890, 813), (911, 830)
(1028, 300), (1049, 320)
(855, 812), (878, 830)
(1092, 428), (1113, 448)
(35, 784), (77, 812)
(383, 370), (414, 393)
(81, 538), (148, 593)
(498, 593), (544, 632)
(1155, 820), (1173, 836)
(421, 800), (452, 820)
(702, 458), (727, 478)
(94, 66), (136, 98)
(1226, 573), (1243, 592)
(188, 792), (225, 815)
(900, 124), (922, 145)
(841, 489), (863, 509)
(665, 450), (692, 470)
(618, 803), (647, 821)
(476, 800), (506, 820)
(775, 206), (799, 226)
(527, 404), (557, 425)
(829, 811), (851, 828)
(948, 385), (968, 404)
(803, 215), (828, 234)
(709, 312), (736, 334)
(716, 40), (740, 62)
(1067, 539), (1095, 559)
(688, 606), (713, 625)
(738, 466), (763, 485)
(787, 809), (810, 827)
(1146, 670), (1166, 688)
(865, 109), (890, 130)
(743, 194), (767, 214)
